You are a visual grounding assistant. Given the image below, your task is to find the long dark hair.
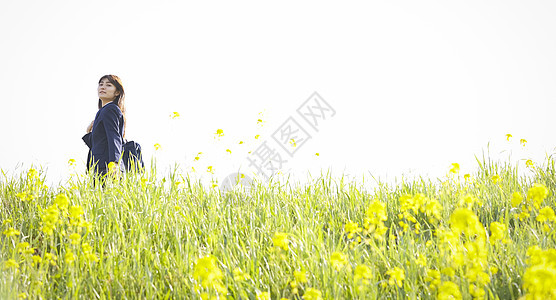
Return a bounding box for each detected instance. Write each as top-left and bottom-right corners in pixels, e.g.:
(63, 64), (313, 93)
(98, 74), (126, 138)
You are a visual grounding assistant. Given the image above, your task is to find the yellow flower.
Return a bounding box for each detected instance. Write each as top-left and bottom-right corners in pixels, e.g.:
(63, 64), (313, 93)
(256, 291), (270, 300)
(449, 163), (460, 174)
(354, 264), (373, 284)
(294, 269), (308, 283)
(425, 269), (441, 290)
(511, 192), (523, 207)
(537, 207), (556, 223)
(233, 267), (251, 282)
(171, 111), (180, 119)
(491, 175), (501, 184)
(520, 138), (527, 146)
(505, 133), (512, 141)
(257, 118), (263, 125)
(302, 288), (323, 300)
(69, 233), (81, 245)
(437, 281), (462, 300)
(464, 174), (471, 181)
(239, 141), (244, 144)
(386, 267), (405, 288)
(65, 250), (76, 264)
(522, 246), (556, 299)
(255, 134), (260, 139)
(68, 158), (76, 166)
(3, 259), (18, 270)
(207, 166), (214, 174)
(3, 227), (20, 237)
(415, 254), (427, 267)
(40, 204), (60, 235)
(315, 153), (320, 156)
(193, 256), (224, 289)
(345, 221), (361, 239)
(154, 143), (161, 151)
(450, 208), (485, 239)
(290, 139), (297, 147)
(55, 193), (69, 210)
(226, 149), (232, 154)
(215, 129), (224, 137)
(489, 222), (507, 245)
(330, 251), (348, 271)
(272, 232), (289, 251)
(526, 159), (534, 168)
(458, 194), (480, 209)
(528, 183), (549, 209)
(32, 255), (41, 265)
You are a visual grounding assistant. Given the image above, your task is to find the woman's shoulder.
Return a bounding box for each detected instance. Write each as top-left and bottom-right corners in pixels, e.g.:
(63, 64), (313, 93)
(100, 102), (123, 117)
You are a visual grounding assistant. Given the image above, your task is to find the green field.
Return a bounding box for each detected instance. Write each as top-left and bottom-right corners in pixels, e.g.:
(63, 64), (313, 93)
(1, 154), (555, 299)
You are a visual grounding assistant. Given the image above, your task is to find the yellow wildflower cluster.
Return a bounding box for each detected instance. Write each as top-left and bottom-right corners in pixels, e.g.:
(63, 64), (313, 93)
(385, 267), (405, 288)
(445, 208), (490, 299)
(489, 221), (510, 245)
(330, 251), (348, 271)
(289, 269), (308, 295)
(397, 193), (442, 234)
(522, 246), (556, 299)
(363, 200), (388, 241)
(513, 184), (550, 222)
(193, 256), (227, 297)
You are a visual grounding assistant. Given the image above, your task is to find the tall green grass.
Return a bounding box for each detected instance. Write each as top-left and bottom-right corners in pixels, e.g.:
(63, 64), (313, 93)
(1, 153), (555, 299)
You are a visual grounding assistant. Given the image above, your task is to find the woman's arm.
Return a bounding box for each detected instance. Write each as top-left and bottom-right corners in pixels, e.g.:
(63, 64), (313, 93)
(101, 104), (123, 164)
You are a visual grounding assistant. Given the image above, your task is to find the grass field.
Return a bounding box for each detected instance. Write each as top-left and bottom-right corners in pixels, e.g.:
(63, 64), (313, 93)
(1, 153), (556, 299)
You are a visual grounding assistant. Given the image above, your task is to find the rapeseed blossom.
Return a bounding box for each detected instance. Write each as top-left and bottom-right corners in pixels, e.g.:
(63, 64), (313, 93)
(69, 233), (81, 245)
(505, 133), (512, 141)
(233, 268), (251, 282)
(450, 208), (485, 239)
(437, 281), (462, 300)
(386, 267), (405, 288)
(354, 264), (372, 284)
(425, 269), (441, 290)
(537, 206), (556, 223)
(3, 227), (20, 237)
(4, 259), (19, 270)
(272, 232), (289, 251)
(256, 291), (270, 300)
(302, 288), (322, 300)
(449, 163), (460, 174)
(330, 252), (348, 271)
(40, 204), (60, 235)
(511, 192), (523, 207)
(55, 193), (69, 210)
(489, 221), (509, 245)
(526, 159), (534, 168)
(193, 256), (225, 291)
(364, 200), (388, 241)
(215, 129), (224, 137)
(528, 183), (549, 209)
(344, 221), (361, 239)
(522, 246), (556, 299)
(294, 269), (307, 283)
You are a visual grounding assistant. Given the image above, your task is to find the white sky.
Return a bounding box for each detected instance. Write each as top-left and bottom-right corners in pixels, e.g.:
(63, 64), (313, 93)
(1, 0), (555, 186)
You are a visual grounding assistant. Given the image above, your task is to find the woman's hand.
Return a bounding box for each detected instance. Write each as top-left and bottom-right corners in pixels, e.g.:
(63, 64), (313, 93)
(86, 120), (94, 133)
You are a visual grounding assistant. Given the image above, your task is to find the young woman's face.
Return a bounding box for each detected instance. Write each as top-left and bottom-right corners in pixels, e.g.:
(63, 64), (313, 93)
(98, 78), (120, 102)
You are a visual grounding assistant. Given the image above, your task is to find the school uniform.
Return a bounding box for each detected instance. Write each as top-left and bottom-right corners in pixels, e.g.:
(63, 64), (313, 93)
(82, 102), (125, 175)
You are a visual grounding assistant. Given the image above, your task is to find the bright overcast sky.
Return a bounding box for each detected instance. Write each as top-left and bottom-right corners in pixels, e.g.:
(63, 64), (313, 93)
(1, 1), (555, 186)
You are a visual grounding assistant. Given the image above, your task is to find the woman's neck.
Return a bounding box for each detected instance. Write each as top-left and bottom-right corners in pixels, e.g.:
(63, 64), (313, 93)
(101, 99), (113, 107)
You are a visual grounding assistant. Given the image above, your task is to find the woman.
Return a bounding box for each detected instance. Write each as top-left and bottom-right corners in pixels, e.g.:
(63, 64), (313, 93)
(82, 74), (126, 176)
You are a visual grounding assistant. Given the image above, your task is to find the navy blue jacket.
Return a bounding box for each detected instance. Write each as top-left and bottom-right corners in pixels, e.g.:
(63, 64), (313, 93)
(82, 102), (124, 174)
